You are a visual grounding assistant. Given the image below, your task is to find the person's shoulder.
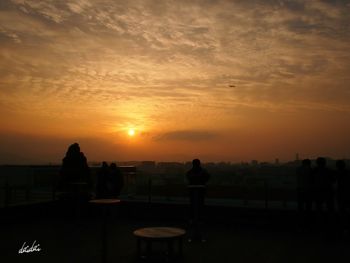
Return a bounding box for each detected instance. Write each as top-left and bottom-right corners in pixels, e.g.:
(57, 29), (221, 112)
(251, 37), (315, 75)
(79, 152), (87, 162)
(186, 169), (193, 176)
(187, 168), (194, 174)
(202, 168), (209, 173)
(201, 167), (209, 173)
(112, 167), (121, 174)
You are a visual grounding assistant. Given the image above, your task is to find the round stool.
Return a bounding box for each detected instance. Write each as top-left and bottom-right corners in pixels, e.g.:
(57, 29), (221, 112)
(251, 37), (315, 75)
(134, 227), (186, 261)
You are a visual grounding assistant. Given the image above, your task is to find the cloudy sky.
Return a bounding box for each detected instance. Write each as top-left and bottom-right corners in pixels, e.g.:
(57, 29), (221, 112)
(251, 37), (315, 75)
(1, 0), (350, 163)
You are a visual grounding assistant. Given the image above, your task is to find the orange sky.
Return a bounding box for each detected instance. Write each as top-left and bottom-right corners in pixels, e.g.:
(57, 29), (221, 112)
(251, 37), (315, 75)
(1, 0), (350, 164)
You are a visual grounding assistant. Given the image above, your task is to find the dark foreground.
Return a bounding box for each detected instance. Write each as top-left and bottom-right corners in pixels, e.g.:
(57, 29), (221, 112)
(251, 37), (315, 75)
(1, 201), (350, 263)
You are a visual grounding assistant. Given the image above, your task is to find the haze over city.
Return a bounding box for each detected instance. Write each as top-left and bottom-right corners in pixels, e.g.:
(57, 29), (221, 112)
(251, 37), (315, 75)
(1, 0), (350, 164)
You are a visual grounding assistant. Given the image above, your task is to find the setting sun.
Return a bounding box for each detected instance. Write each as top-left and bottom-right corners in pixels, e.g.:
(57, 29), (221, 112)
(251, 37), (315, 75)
(128, 129), (135, 137)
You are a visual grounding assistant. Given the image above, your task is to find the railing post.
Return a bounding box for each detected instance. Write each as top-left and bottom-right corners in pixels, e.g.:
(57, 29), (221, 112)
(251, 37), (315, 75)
(5, 176), (10, 207)
(243, 183), (248, 206)
(148, 176), (152, 204)
(264, 180), (268, 210)
(52, 183), (56, 201)
(282, 181), (288, 209)
(25, 168), (32, 202)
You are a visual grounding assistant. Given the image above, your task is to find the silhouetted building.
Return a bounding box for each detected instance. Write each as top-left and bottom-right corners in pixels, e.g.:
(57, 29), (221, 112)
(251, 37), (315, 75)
(251, 160), (258, 166)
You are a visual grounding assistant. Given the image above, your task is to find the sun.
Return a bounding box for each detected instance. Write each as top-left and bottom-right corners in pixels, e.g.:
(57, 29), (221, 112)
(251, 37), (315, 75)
(128, 129), (135, 137)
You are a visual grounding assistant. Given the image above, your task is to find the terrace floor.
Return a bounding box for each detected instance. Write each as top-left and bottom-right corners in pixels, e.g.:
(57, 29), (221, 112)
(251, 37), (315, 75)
(1, 200), (350, 263)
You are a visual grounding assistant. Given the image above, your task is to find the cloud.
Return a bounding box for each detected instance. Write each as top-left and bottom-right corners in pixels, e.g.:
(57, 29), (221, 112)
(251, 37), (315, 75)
(1, 0), (350, 162)
(154, 130), (219, 141)
(0, 130), (127, 164)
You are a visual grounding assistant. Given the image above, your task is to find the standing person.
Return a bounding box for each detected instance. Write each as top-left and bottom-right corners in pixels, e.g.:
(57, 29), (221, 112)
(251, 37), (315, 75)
(313, 157), (336, 235)
(313, 157), (335, 213)
(296, 159), (313, 227)
(96, 162), (124, 198)
(186, 159), (210, 242)
(96, 161), (109, 198)
(109, 163), (124, 197)
(335, 160), (350, 233)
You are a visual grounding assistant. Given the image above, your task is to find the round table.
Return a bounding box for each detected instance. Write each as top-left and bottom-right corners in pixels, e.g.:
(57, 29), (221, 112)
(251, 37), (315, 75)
(89, 199), (121, 205)
(134, 227), (186, 261)
(89, 199), (121, 263)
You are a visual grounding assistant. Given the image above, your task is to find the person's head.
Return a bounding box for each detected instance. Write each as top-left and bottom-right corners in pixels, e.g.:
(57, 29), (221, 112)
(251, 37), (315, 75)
(110, 163), (117, 169)
(67, 143), (80, 156)
(336, 160), (346, 170)
(316, 157), (326, 168)
(102, 161), (108, 168)
(192, 159), (201, 168)
(302, 159), (311, 167)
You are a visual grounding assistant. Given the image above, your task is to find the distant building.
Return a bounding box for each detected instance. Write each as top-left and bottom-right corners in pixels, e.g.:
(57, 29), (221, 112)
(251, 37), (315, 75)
(140, 161), (156, 169)
(138, 161), (157, 174)
(118, 161), (142, 166)
(251, 160), (258, 166)
(157, 162), (185, 177)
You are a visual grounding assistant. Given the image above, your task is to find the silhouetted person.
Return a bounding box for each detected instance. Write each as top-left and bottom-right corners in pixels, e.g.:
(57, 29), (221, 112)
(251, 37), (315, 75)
(109, 163), (124, 197)
(296, 159), (313, 224)
(59, 143), (92, 195)
(313, 157), (335, 213)
(59, 143), (92, 219)
(96, 162), (124, 198)
(96, 161), (109, 198)
(336, 160), (350, 233)
(186, 159), (210, 242)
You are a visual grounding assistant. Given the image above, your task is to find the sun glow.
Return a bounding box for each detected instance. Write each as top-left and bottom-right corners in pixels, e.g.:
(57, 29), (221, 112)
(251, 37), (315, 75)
(128, 129), (135, 137)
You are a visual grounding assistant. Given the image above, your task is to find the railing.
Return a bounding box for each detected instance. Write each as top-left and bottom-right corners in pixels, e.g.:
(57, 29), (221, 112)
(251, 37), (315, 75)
(0, 165), (297, 210)
(0, 165), (58, 207)
(133, 173), (297, 210)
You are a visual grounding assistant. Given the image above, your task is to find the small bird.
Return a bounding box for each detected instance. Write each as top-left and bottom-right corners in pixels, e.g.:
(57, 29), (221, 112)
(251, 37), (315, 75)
(229, 85), (236, 88)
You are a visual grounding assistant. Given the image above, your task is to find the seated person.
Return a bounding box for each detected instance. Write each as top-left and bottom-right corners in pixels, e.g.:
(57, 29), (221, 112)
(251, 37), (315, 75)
(96, 162), (124, 198)
(59, 143), (92, 200)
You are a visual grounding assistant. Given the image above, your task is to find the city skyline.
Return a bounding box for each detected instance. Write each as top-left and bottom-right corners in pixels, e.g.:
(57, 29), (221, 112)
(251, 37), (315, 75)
(1, 0), (350, 164)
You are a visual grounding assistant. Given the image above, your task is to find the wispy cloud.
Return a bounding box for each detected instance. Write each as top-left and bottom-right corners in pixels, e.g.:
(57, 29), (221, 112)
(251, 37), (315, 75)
(154, 130), (219, 141)
(1, 0), (349, 106)
(1, 0), (350, 161)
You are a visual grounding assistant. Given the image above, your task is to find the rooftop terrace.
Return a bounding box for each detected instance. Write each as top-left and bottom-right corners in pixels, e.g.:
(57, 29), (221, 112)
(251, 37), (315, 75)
(1, 199), (350, 263)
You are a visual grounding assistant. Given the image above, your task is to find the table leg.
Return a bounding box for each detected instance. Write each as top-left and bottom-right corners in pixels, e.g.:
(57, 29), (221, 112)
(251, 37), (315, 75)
(167, 240), (174, 261)
(102, 206), (107, 263)
(137, 238), (141, 258)
(178, 237), (183, 257)
(146, 241), (152, 259)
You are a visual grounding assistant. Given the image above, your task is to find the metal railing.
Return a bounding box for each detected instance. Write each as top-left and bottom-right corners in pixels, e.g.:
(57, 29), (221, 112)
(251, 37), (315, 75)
(0, 165), (297, 210)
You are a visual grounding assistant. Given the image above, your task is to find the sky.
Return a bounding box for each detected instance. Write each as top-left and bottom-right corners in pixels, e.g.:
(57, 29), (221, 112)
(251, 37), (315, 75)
(1, 0), (350, 164)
